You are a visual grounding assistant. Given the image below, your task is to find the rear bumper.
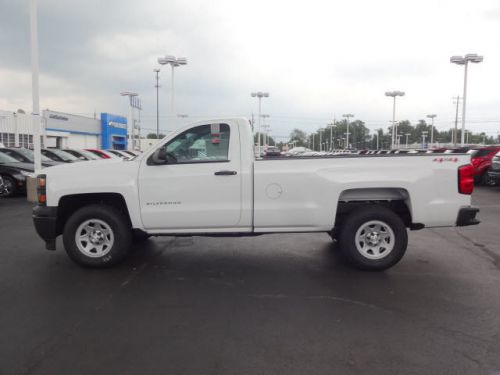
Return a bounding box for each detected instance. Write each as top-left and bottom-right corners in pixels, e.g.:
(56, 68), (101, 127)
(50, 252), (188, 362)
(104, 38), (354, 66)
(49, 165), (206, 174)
(32, 205), (58, 250)
(456, 207), (480, 227)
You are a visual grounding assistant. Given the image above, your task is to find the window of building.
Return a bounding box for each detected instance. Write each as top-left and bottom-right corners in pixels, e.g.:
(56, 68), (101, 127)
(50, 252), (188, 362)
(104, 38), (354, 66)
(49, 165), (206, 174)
(0, 133), (15, 147)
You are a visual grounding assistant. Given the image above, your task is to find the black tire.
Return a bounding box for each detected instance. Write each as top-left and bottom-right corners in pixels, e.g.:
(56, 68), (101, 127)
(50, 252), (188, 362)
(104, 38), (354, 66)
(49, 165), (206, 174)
(1, 175), (17, 197)
(338, 206), (408, 271)
(481, 169), (497, 186)
(63, 204), (132, 268)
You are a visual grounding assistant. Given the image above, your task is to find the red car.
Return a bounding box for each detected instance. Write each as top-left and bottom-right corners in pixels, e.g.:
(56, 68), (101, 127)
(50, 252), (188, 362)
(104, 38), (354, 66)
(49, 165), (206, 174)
(467, 146), (500, 185)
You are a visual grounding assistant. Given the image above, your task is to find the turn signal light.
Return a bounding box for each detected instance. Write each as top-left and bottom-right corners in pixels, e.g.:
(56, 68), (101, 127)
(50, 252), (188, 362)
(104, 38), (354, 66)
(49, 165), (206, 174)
(458, 164), (474, 195)
(37, 174), (47, 206)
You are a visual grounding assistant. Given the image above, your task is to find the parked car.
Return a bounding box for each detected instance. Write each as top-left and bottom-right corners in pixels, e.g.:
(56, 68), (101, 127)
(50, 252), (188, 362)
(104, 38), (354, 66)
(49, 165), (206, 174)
(63, 149), (102, 161)
(123, 150), (141, 157)
(0, 152), (34, 197)
(467, 146), (500, 185)
(33, 118), (479, 271)
(41, 149), (80, 163)
(262, 146), (281, 158)
(0, 175), (5, 197)
(0, 147), (61, 167)
(106, 150), (133, 159)
(85, 149), (119, 159)
(486, 151), (500, 186)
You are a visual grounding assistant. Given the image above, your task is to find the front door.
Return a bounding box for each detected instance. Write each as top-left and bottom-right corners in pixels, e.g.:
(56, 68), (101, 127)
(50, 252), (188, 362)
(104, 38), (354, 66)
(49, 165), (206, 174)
(138, 122), (242, 231)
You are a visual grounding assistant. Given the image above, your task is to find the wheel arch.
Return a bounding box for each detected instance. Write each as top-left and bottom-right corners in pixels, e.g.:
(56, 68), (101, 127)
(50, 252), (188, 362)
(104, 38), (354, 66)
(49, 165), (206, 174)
(334, 188), (415, 232)
(56, 193), (132, 236)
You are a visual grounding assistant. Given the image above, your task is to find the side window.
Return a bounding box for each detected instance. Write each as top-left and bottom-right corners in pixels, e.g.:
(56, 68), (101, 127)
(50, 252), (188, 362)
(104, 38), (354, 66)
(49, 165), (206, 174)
(149, 124), (230, 165)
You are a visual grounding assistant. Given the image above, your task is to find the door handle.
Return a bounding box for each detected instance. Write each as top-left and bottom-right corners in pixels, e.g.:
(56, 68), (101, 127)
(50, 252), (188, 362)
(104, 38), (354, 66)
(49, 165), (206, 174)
(214, 170), (237, 176)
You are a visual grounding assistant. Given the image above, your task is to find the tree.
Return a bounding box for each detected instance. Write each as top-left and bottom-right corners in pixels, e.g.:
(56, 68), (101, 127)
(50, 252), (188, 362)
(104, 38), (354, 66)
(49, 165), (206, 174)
(288, 128), (308, 147)
(254, 132), (276, 146)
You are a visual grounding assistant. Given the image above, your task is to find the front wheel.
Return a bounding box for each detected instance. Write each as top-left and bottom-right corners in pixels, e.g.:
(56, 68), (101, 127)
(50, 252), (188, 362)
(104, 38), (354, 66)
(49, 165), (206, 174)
(1, 176), (16, 197)
(338, 206), (408, 271)
(63, 204), (132, 268)
(482, 169), (497, 186)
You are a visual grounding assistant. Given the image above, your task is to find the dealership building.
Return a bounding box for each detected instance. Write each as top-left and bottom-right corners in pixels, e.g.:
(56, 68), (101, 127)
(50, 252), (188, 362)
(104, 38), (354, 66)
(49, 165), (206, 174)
(0, 109), (129, 150)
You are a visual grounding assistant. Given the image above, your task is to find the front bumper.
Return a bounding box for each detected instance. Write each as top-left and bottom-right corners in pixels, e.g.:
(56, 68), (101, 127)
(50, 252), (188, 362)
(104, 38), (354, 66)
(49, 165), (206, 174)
(456, 207), (480, 227)
(32, 205), (58, 250)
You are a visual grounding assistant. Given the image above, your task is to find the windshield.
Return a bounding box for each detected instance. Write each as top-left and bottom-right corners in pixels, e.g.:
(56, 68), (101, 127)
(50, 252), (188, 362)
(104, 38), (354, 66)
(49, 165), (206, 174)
(65, 149), (100, 160)
(15, 148), (52, 162)
(0, 152), (20, 163)
(108, 150), (128, 158)
(78, 150), (101, 160)
(48, 149), (79, 161)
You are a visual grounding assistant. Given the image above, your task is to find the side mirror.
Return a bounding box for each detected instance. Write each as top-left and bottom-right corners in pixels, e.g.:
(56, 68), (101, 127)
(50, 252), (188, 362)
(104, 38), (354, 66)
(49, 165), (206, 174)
(149, 148), (168, 165)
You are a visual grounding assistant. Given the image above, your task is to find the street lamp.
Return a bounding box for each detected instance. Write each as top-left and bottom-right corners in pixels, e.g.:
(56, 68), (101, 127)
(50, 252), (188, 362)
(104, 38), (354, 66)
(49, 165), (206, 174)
(422, 131), (428, 149)
(158, 55), (188, 131)
(385, 91), (405, 149)
(30, 0), (42, 172)
(154, 69), (160, 138)
(251, 92), (269, 149)
(450, 54), (483, 146)
(261, 114), (270, 145)
(120, 91), (138, 151)
(405, 133), (411, 148)
(426, 114), (437, 147)
(342, 114), (354, 149)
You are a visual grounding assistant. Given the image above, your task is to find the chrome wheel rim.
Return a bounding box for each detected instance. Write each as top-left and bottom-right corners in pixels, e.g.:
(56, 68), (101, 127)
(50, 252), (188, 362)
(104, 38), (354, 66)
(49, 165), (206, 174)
(75, 219), (114, 258)
(355, 220), (395, 260)
(3, 179), (13, 196)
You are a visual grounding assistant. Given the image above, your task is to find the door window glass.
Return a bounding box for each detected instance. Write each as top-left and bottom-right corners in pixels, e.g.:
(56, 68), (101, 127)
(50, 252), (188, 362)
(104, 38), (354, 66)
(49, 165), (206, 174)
(151, 124), (230, 164)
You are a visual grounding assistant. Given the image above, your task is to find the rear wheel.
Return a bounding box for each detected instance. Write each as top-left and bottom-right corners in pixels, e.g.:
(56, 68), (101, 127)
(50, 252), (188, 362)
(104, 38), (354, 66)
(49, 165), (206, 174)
(63, 204), (131, 268)
(338, 206), (408, 271)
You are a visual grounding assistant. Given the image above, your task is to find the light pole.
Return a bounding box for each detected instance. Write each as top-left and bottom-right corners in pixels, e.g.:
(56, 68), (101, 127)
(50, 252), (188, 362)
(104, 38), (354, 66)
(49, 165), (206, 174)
(342, 114), (354, 149)
(251, 92), (269, 149)
(452, 96), (461, 146)
(261, 114), (270, 145)
(385, 91), (405, 149)
(30, 0), (42, 172)
(120, 91), (138, 151)
(158, 55), (188, 131)
(154, 69), (160, 139)
(422, 131), (428, 149)
(426, 114), (437, 147)
(405, 133), (411, 148)
(450, 54), (483, 146)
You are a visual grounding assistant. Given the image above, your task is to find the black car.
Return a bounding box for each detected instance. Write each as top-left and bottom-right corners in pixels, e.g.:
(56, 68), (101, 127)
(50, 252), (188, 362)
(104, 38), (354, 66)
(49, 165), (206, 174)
(0, 147), (60, 167)
(0, 175), (5, 197)
(41, 148), (80, 163)
(0, 152), (34, 197)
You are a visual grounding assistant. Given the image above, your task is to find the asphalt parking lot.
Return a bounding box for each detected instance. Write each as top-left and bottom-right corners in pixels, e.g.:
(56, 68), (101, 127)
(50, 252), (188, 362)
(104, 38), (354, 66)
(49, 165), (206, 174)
(1, 187), (500, 375)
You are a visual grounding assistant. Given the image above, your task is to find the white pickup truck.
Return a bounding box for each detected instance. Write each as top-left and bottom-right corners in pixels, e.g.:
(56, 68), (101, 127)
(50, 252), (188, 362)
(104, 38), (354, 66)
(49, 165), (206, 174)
(33, 118), (479, 270)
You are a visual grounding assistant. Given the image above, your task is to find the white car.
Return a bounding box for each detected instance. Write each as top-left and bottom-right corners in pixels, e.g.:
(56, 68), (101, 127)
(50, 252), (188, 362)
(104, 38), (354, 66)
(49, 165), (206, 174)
(33, 118), (479, 270)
